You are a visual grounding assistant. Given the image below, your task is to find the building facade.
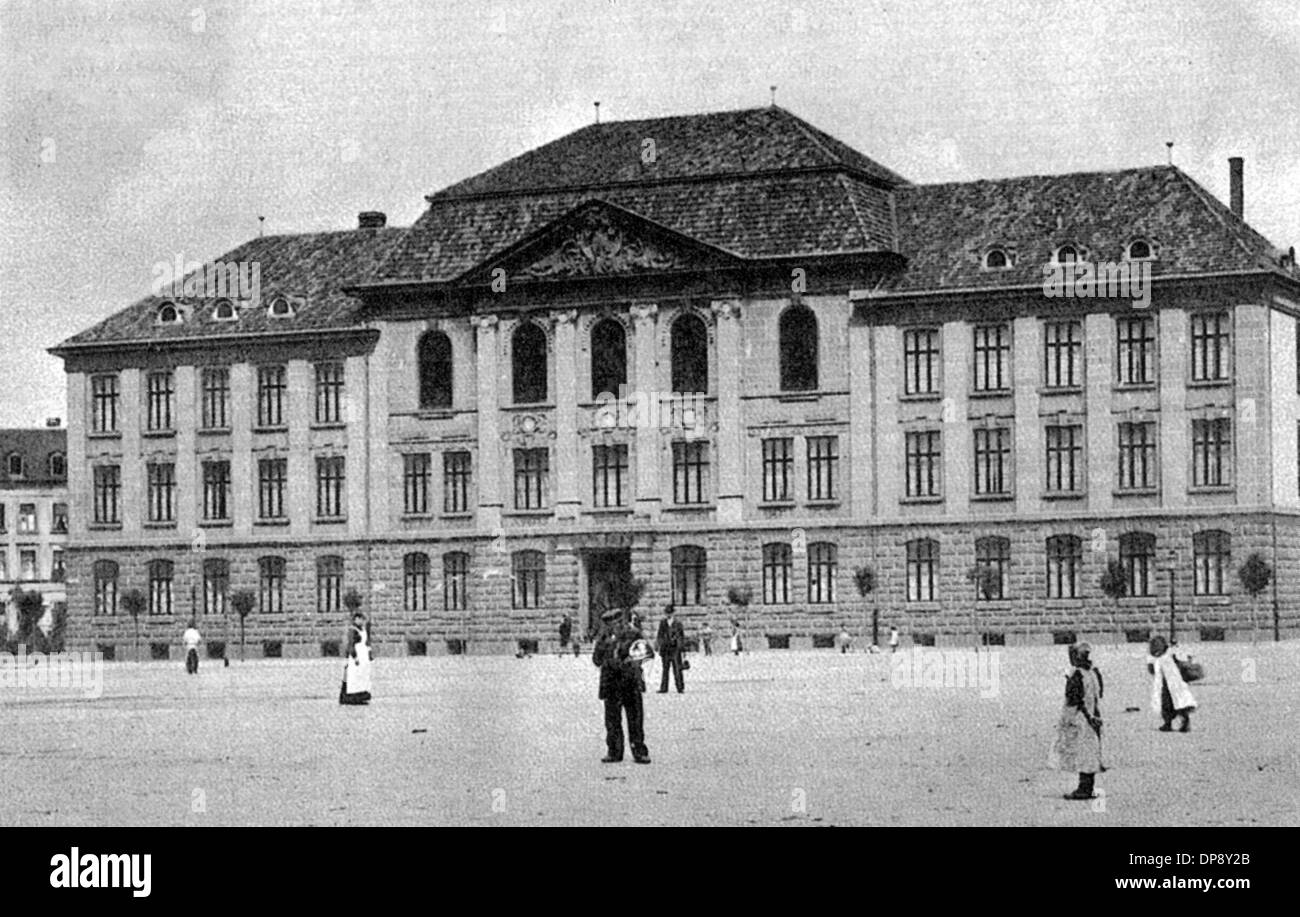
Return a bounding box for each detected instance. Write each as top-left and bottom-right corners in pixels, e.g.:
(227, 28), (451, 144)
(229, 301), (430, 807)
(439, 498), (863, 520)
(53, 107), (1300, 657)
(1, 426), (69, 635)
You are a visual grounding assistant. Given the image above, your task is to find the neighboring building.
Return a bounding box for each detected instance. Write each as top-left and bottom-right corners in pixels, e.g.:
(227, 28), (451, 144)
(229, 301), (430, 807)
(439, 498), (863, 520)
(0, 425), (69, 635)
(52, 106), (1300, 657)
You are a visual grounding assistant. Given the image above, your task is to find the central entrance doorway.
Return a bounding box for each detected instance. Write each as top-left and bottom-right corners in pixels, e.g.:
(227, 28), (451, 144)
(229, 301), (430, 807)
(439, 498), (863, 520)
(584, 549), (633, 638)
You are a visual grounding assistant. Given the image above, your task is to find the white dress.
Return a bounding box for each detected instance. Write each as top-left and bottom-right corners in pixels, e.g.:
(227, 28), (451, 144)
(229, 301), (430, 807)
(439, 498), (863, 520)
(345, 626), (373, 696)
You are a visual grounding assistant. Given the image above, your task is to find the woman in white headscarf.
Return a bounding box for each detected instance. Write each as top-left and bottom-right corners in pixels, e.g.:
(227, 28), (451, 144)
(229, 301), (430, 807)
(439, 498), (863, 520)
(1147, 636), (1196, 732)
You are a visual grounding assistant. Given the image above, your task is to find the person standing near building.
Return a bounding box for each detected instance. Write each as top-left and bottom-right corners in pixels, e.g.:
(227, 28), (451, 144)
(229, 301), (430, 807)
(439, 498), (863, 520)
(558, 614), (573, 655)
(656, 605), (686, 694)
(700, 621), (714, 656)
(1147, 636), (1196, 732)
(729, 618), (743, 656)
(837, 625), (853, 654)
(888, 627), (900, 654)
(1051, 643), (1104, 800)
(593, 608), (651, 764)
(340, 611), (373, 706)
(182, 620), (201, 675)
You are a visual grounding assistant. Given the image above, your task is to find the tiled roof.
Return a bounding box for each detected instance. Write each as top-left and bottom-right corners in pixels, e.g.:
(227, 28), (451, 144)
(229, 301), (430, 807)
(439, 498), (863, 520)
(430, 106), (908, 199)
(886, 165), (1288, 294)
(55, 227), (402, 348)
(0, 429), (67, 487)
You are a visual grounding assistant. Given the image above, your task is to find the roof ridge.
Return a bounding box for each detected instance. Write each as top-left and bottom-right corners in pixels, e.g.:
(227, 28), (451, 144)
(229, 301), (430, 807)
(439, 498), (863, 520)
(905, 164), (1174, 190)
(1167, 166), (1271, 264)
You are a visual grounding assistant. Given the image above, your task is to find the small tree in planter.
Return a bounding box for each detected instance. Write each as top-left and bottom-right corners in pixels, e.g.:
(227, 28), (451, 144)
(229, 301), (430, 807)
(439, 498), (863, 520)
(230, 590), (257, 661)
(48, 602), (68, 653)
(1237, 553), (1273, 644)
(1098, 560), (1128, 646)
(965, 565), (1000, 649)
(726, 585), (752, 649)
(853, 566), (877, 646)
(13, 588), (46, 652)
(120, 588), (147, 662)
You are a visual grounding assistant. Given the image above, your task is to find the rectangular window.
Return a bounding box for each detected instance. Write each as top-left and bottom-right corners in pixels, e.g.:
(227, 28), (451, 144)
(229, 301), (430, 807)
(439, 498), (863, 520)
(973, 324), (1011, 392)
(1118, 422), (1157, 491)
(591, 444), (629, 508)
(259, 558), (286, 613)
(974, 537), (1010, 601)
(148, 562), (173, 616)
(0, 504), (5, 531)
(315, 456), (346, 519)
(761, 438), (794, 502)
(93, 465), (121, 525)
(17, 503), (36, 534)
(20, 549), (38, 581)
(1193, 532), (1230, 596)
(317, 557), (344, 613)
(52, 547), (64, 580)
(904, 430), (942, 498)
(806, 436), (838, 501)
(91, 374), (120, 433)
(404, 554), (429, 612)
(443, 451), (472, 514)
(146, 371), (175, 432)
(1190, 312), (1231, 382)
(762, 543), (792, 604)
(200, 367), (230, 430)
(202, 460), (231, 521)
(1044, 424), (1083, 494)
(902, 328), (940, 395)
(807, 543), (837, 604)
(94, 562), (118, 616)
(1043, 320), (1083, 388)
(403, 453), (431, 515)
(973, 427), (1011, 496)
(315, 362), (345, 425)
(146, 462), (176, 523)
(203, 561), (229, 617)
(52, 502), (68, 534)
(444, 553), (469, 611)
(671, 546), (706, 606)
(1116, 315), (1156, 385)
(1191, 418), (1232, 488)
(258, 458), (288, 520)
(256, 365), (287, 428)
(513, 448), (549, 510)
(512, 552), (545, 609)
(906, 540), (938, 603)
(1046, 536), (1081, 599)
(671, 441), (709, 505)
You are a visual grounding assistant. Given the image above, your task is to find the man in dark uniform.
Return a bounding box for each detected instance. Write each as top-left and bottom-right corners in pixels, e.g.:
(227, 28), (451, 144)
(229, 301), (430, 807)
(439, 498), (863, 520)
(656, 605), (686, 693)
(593, 607), (652, 764)
(558, 614), (573, 655)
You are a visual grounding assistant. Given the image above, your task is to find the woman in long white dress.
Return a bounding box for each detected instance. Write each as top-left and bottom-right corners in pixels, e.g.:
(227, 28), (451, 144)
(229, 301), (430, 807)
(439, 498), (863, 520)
(340, 612), (373, 706)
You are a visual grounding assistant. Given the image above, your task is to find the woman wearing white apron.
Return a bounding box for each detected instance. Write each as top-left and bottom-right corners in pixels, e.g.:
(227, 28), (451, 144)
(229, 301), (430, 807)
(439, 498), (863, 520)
(1147, 636), (1195, 732)
(340, 612), (373, 705)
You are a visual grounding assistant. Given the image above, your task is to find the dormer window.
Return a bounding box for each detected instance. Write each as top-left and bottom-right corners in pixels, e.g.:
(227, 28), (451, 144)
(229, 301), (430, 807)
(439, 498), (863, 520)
(1126, 239), (1155, 261)
(212, 299), (237, 321)
(984, 248), (1012, 270)
(48, 452), (66, 477)
(268, 296), (294, 319)
(7, 452), (23, 477)
(157, 302), (182, 324)
(1054, 244), (1081, 264)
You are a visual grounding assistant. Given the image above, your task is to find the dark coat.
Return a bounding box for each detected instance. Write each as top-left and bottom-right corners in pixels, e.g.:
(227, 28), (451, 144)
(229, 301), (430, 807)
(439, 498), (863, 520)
(657, 617), (685, 653)
(593, 622), (646, 699)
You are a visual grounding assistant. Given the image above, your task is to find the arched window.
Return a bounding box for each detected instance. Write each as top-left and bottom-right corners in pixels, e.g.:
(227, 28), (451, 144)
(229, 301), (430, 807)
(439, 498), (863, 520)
(906, 538), (938, 602)
(403, 552), (429, 612)
(259, 556), (286, 613)
(93, 560), (119, 616)
(1046, 535), (1082, 599)
(7, 452), (24, 477)
(48, 452), (66, 478)
(671, 313), (709, 394)
(1119, 532), (1156, 598)
(444, 551), (469, 611)
(762, 542), (792, 604)
(203, 558), (229, 616)
(1193, 530), (1231, 596)
(807, 542), (837, 604)
(973, 536), (1010, 601)
(512, 550), (545, 609)
(779, 306), (818, 391)
(148, 559), (174, 616)
(670, 545), (706, 606)
(418, 331), (453, 409)
(267, 296), (294, 318)
(590, 319), (627, 399)
(157, 302), (181, 324)
(512, 322), (548, 404)
(1126, 239), (1154, 261)
(984, 248), (1010, 270)
(1055, 244), (1079, 264)
(316, 555), (344, 614)
(213, 299), (236, 321)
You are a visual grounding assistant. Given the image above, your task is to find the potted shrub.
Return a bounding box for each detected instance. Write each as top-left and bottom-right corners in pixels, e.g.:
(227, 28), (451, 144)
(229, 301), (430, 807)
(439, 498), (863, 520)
(120, 588), (147, 662)
(1238, 553), (1273, 644)
(230, 590), (257, 661)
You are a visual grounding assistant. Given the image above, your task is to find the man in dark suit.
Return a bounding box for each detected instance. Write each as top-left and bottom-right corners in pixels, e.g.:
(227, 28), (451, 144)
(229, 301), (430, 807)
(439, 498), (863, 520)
(656, 605), (687, 694)
(593, 608), (651, 764)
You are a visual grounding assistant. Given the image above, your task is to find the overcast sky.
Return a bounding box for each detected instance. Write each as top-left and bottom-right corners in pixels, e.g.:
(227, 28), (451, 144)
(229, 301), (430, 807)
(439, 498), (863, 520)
(2, 0), (1298, 427)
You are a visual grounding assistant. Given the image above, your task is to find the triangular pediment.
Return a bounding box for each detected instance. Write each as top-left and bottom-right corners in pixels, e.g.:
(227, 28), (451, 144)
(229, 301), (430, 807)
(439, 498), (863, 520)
(460, 200), (739, 285)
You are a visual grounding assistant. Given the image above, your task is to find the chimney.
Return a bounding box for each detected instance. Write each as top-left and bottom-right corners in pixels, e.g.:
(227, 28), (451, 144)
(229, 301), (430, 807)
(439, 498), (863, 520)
(45, 417), (61, 428)
(1229, 157), (1243, 219)
(358, 211), (386, 229)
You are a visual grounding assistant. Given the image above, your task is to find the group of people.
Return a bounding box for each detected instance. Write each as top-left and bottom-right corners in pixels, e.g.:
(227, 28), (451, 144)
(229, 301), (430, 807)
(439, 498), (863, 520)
(1052, 634), (1199, 801)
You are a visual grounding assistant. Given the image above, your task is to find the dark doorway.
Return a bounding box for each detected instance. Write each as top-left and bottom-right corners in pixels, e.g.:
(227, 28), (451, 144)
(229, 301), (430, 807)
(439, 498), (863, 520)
(585, 549), (632, 637)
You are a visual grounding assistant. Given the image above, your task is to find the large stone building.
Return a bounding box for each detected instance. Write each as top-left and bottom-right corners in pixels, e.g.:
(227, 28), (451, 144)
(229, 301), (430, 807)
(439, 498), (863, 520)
(1, 425), (68, 635)
(52, 106), (1300, 658)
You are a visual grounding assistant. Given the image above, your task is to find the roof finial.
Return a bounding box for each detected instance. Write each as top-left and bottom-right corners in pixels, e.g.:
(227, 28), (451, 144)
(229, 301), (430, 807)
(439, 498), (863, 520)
(1166, 141), (1174, 166)
(594, 101), (600, 124)
(258, 215), (265, 237)
(770, 85), (777, 107)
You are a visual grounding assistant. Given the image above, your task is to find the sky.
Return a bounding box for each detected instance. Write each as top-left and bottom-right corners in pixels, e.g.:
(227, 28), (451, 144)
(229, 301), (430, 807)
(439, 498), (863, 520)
(2, 0), (1299, 427)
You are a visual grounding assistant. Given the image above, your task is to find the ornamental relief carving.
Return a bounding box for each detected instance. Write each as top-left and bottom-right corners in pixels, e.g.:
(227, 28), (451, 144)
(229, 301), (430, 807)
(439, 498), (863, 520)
(515, 209), (692, 280)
